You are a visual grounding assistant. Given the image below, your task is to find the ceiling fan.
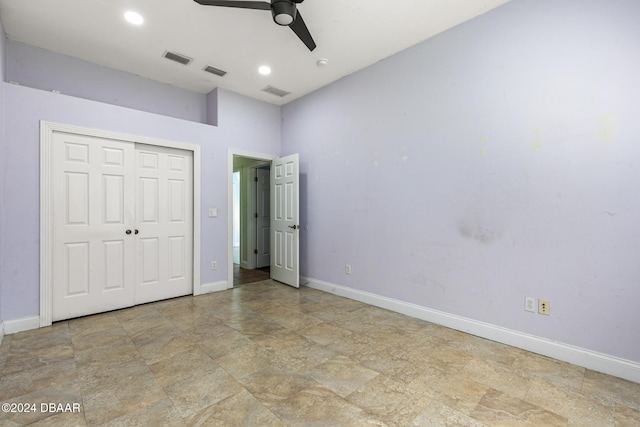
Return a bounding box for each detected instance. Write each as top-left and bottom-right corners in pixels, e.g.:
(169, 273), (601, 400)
(193, 0), (316, 51)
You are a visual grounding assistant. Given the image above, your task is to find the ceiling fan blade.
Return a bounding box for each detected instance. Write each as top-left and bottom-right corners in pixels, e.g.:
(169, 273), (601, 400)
(193, 0), (270, 10)
(289, 10), (316, 51)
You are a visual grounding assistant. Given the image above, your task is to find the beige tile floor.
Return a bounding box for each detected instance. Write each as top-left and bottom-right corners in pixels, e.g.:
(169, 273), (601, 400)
(233, 265), (270, 287)
(1, 280), (639, 426)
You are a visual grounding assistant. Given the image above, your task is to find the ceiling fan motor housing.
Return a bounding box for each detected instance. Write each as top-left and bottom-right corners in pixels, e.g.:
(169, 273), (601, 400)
(192, 0), (315, 51)
(271, 0), (297, 26)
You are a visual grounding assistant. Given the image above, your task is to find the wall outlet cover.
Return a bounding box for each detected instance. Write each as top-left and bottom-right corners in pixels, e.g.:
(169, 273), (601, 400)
(525, 297), (536, 313)
(538, 299), (550, 315)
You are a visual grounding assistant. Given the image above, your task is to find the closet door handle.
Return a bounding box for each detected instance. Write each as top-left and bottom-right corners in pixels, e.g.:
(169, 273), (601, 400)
(126, 229), (132, 235)
(134, 229), (139, 235)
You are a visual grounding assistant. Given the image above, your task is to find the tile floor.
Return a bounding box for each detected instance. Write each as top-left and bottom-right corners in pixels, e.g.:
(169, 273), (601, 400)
(1, 280), (639, 426)
(233, 265), (270, 287)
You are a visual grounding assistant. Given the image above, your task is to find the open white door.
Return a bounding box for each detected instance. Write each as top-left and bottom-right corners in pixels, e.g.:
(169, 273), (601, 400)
(270, 153), (300, 288)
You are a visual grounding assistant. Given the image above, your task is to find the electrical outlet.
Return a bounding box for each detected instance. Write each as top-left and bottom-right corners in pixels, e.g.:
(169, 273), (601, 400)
(345, 264), (351, 275)
(538, 299), (550, 315)
(211, 261), (217, 270)
(525, 297), (536, 313)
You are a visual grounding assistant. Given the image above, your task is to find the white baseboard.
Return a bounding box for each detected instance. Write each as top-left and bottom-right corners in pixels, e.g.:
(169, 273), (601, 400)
(197, 280), (229, 295)
(3, 316), (41, 335)
(303, 277), (640, 384)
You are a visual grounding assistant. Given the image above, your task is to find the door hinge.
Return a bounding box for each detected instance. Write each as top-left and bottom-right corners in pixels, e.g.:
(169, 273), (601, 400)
(254, 213), (258, 218)
(254, 176), (259, 182)
(254, 249), (258, 255)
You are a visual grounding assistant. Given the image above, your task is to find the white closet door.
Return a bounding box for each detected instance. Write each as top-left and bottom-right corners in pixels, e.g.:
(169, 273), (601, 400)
(52, 133), (135, 321)
(51, 135), (194, 321)
(134, 145), (193, 304)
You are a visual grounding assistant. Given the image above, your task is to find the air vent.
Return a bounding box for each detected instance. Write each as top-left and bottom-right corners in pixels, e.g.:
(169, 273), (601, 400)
(261, 85), (291, 98)
(203, 65), (227, 77)
(163, 51), (192, 65)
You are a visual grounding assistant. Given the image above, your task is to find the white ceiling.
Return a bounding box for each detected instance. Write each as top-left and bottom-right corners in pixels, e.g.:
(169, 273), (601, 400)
(0, 0), (511, 105)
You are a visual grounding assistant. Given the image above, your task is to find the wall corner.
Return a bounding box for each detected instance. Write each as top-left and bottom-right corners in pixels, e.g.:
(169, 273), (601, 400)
(206, 88), (218, 127)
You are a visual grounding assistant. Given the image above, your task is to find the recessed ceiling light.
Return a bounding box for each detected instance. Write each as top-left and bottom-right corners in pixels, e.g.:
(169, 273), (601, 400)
(124, 11), (144, 25)
(258, 65), (272, 76)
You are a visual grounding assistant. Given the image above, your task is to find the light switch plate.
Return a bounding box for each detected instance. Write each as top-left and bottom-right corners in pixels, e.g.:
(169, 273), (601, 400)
(208, 208), (218, 217)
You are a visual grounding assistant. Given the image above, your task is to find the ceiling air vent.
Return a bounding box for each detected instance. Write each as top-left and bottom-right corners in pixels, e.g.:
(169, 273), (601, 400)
(163, 51), (192, 65)
(261, 85), (291, 98)
(203, 65), (227, 77)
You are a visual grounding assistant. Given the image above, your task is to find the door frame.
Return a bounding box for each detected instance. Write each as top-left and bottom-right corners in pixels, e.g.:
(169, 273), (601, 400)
(40, 121), (201, 327)
(227, 148), (276, 288)
(254, 165), (271, 269)
(245, 162), (270, 270)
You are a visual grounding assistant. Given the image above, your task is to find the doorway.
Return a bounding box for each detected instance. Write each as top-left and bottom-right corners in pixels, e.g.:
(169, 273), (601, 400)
(227, 149), (300, 290)
(230, 152), (275, 286)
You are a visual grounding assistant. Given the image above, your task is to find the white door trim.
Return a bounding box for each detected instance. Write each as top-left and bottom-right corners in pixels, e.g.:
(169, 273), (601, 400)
(243, 165), (256, 270)
(246, 162), (270, 270)
(255, 166), (271, 269)
(227, 148), (276, 289)
(40, 120), (201, 327)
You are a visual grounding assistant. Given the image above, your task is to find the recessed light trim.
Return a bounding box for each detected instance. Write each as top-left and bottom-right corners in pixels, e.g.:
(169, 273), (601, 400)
(258, 65), (272, 76)
(124, 11), (144, 25)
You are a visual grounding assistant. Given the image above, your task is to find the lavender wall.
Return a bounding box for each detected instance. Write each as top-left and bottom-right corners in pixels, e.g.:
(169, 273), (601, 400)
(1, 83), (280, 320)
(282, 0), (640, 362)
(6, 40), (208, 124)
(0, 21), (6, 324)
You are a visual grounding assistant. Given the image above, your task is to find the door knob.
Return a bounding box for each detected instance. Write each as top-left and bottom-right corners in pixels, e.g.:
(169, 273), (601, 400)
(288, 225), (299, 230)
(126, 229), (132, 235)
(135, 229), (139, 235)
